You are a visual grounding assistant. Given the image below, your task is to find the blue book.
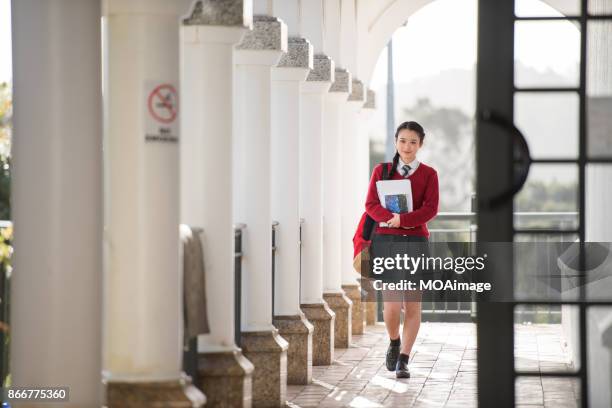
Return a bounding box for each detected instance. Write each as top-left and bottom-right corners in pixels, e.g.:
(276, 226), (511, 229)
(375, 179), (413, 227)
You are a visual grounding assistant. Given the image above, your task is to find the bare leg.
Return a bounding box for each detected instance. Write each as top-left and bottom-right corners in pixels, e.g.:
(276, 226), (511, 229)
(400, 299), (422, 355)
(382, 290), (402, 340)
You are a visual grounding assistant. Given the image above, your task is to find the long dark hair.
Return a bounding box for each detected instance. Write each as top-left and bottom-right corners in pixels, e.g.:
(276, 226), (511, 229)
(390, 121), (426, 177)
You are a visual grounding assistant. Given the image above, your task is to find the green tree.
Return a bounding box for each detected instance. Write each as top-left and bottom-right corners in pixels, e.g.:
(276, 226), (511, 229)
(0, 82), (10, 220)
(515, 180), (576, 212)
(0, 82), (10, 386)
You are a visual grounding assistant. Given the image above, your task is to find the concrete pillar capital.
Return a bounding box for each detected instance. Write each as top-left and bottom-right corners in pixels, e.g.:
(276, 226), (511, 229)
(364, 89), (377, 109)
(236, 15), (287, 52)
(348, 78), (365, 103)
(271, 37), (311, 81)
(278, 37), (313, 69)
(306, 53), (335, 83)
(329, 67), (352, 94)
(182, 0), (252, 28)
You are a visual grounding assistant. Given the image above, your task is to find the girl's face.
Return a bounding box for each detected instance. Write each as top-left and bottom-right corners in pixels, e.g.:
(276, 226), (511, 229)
(395, 129), (423, 163)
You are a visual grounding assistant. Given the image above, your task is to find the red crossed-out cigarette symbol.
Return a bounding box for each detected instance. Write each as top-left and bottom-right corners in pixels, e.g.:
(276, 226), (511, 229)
(147, 84), (178, 124)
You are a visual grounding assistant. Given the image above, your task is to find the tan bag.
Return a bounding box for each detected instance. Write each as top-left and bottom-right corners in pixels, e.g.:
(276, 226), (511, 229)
(353, 243), (372, 278)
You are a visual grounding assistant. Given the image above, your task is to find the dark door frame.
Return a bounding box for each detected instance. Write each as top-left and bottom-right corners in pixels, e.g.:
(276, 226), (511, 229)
(476, 1), (612, 407)
(476, 1), (515, 406)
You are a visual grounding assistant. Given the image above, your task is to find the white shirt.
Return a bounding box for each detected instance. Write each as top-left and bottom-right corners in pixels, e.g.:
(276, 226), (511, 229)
(397, 158), (419, 177)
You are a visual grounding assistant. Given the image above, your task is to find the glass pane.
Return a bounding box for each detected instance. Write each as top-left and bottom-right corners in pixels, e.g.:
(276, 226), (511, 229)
(515, 304), (580, 373)
(515, 21), (581, 88)
(516, 0), (581, 17)
(515, 233), (579, 242)
(587, 306), (612, 406)
(514, 164), (578, 230)
(514, 238), (580, 302)
(515, 92), (579, 159)
(589, 0), (612, 14)
(516, 376), (580, 406)
(587, 21), (612, 158)
(586, 164), (612, 241)
(585, 165), (612, 301)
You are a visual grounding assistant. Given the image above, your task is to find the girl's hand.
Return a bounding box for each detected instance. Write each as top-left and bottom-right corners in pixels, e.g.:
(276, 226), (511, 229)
(387, 213), (401, 228)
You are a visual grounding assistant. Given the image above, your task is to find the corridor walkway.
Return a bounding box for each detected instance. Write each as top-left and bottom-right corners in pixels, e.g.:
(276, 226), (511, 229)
(287, 323), (578, 408)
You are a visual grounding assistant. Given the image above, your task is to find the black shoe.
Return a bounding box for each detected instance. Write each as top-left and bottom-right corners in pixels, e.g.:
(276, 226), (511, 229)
(396, 354), (410, 378)
(385, 341), (400, 371)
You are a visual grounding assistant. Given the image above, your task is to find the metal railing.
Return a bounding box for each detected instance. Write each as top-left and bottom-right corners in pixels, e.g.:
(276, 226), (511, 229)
(234, 211), (578, 335)
(422, 211), (577, 323)
(234, 219), (304, 341)
(271, 221), (278, 321)
(422, 212), (478, 322)
(234, 223), (246, 347)
(299, 218), (304, 305)
(233, 220), (285, 343)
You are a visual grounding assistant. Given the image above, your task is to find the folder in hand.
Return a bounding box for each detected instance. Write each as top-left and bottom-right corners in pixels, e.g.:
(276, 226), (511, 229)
(376, 179), (414, 228)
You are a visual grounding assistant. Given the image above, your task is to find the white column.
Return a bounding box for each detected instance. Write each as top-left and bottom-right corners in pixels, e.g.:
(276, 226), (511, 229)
(300, 0), (325, 52)
(360, 89), (377, 199)
(322, 68), (351, 293)
(103, 0), (186, 382)
(11, 1), (103, 405)
(234, 16), (288, 332)
(361, 89), (377, 326)
(181, 4), (249, 352)
(234, 15), (291, 405)
(300, 55), (334, 304)
(322, 0), (342, 64)
(339, 0), (358, 74)
(341, 79), (366, 286)
(253, 0), (271, 15)
(296, 0), (337, 363)
(179, 3), (254, 405)
(271, 39), (313, 316)
(272, 0), (299, 35)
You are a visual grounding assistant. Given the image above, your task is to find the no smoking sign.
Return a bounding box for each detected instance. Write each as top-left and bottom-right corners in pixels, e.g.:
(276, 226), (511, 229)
(144, 81), (179, 143)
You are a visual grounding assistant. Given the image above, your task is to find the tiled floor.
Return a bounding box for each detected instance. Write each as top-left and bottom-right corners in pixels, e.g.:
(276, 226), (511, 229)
(287, 322), (578, 407)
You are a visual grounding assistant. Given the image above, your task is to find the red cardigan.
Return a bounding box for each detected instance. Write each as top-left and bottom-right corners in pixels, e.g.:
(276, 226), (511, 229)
(365, 162), (439, 237)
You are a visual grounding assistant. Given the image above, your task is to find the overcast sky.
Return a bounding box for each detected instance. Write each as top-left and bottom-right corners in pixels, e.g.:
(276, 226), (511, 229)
(370, 0), (580, 88)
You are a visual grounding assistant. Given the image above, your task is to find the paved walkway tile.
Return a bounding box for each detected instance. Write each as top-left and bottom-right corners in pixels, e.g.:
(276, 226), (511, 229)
(287, 322), (577, 407)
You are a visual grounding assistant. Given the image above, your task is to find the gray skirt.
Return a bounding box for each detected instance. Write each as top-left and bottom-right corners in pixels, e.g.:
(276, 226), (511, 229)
(369, 233), (432, 283)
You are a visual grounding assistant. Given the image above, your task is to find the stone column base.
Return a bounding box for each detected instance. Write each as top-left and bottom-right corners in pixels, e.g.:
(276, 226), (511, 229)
(273, 312), (314, 385)
(106, 374), (206, 407)
(342, 284), (364, 335)
(300, 302), (335, 366)
(365, 301), (377, 325)
(323, 291), (352, 348)
(241, 329), (288, 407)
(197, 348), (254, 408)
(360, 278), (378, 325)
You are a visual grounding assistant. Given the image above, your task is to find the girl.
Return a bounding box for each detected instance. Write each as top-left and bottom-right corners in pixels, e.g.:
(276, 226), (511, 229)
(365, 121), (439, 378)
